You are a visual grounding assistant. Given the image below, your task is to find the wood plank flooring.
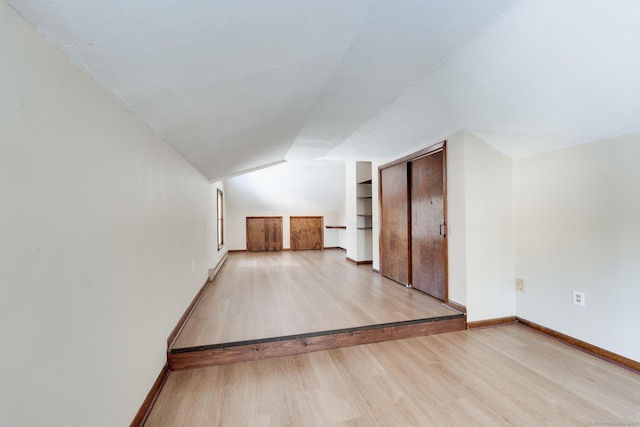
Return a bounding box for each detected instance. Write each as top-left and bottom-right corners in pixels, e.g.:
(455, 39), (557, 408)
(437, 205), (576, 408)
(147, 324), (640, 426)
(173, 250), (460, 349)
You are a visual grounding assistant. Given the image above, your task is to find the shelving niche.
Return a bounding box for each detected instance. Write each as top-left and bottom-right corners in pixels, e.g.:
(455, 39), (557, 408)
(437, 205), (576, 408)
(355, 162), (373, 263)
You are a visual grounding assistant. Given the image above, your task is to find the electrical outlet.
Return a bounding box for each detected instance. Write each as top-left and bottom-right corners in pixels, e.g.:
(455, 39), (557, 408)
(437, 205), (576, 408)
(573, 290), (585, 307)
(192, 260), (196, 272)
(516, 278), (525, 292)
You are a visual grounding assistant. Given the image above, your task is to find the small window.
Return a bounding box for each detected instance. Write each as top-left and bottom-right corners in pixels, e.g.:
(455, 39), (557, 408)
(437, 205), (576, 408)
(216, 189), (224, 249)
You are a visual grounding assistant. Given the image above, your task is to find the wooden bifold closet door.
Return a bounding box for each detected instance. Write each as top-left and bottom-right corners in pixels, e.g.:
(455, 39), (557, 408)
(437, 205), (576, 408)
(246, 217), (283, 252)
(410, 150), (447, 300)
(380, 162), (410, 285)
(379, 143), (447, 301)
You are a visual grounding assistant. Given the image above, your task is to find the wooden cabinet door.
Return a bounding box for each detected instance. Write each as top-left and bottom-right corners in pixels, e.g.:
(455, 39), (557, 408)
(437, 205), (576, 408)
(290, 216), (324, 250)
(380, 162), (410, 285)
(246, 217), (282, 252)
(264, 217), (283, 251)
(246, 217), (266, 252)
(411, 150), (447, 300)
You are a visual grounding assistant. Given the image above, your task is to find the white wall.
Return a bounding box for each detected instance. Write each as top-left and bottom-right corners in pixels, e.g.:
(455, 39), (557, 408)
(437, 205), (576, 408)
(0, 3), (223, 426)
(445, 131), (468, 306)
(371, 161), (382, 271)
(514, 134), (640, 361)
(463, 132), (515, 322)
(345, 161), (358, 258)
(337, 199), (347, 249)
(425, 131), (515, 318)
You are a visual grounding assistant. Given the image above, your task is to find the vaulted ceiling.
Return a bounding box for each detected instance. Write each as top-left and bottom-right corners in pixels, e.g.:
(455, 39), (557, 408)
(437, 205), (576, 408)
(7, 0), (640, 181)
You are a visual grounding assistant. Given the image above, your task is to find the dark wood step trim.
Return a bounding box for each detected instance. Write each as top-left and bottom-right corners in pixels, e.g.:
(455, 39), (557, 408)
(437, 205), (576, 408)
(130, 363), (169, 427)
(346, 257), (373, 265)
(443, 300), (466, 314)
(515, 317), (640, 373)
(467, 316), (517, 329)
(169, 315), (466, 370)
(167, 252), (228, 349)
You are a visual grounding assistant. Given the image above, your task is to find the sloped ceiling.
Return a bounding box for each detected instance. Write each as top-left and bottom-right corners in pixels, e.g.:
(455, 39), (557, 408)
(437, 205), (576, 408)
(6, 0), (640, 181)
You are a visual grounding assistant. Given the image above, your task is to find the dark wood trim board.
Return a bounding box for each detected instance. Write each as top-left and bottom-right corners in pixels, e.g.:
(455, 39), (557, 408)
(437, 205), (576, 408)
(379, 140), (446, 170)
(129, 363), (169, 427)
(443, 300), (466, 314)
(467, 316), (517, 329)
(346, 257), (373, 265)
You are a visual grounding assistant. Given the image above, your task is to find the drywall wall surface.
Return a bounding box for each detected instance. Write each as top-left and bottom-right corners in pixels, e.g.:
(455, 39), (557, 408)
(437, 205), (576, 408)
(371, 161), (382, 271)
(514, 135), (640, 361)
(345, 161), (358, 259)
(225, 211), (340, 250)
(445, 131), (468, 306)
(0, 3), (218, 425)
(463, 131), (515, 322)
(337, 198), (347, 249)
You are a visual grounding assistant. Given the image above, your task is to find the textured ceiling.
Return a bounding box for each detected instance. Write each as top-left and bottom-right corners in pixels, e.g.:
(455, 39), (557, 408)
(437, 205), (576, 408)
(7, 0), (640, 181)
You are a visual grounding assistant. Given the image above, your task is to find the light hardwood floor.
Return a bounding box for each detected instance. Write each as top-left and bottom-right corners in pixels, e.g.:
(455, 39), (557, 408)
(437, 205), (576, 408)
(174, 250), (459, 349)
(147, 324), (640, 426)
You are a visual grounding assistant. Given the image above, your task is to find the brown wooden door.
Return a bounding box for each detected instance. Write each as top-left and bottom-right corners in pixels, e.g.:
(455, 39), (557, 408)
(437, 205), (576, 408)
(379, 162), (410, 285)
(290, 216), (324, 250)
(246, 217), (283, 252)
(410, 150), (447, 300)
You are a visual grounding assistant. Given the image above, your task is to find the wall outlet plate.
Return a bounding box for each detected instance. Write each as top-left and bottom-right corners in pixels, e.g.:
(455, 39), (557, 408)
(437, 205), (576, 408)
(573, 290), (585, 307)
(516, 278), (525, 292)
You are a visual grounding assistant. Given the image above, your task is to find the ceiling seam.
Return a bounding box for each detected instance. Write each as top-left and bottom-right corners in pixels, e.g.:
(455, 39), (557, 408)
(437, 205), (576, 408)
(330, 0), (527, 156)
(284, 0), (382, 157)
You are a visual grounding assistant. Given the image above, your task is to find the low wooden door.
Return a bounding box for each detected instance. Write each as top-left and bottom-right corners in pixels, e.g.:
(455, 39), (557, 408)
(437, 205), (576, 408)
(290, 216), (324, 250)
(411, 149), (447, 300)
(379, 162), (410, 285)
(246, 217), (283, 252)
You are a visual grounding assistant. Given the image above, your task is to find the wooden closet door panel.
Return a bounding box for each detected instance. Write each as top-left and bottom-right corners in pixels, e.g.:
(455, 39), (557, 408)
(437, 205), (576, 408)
(264, 217), (283, 251)
(290, 216), (323, 250)
(380, 162), (410, 285)
(246, 217), (266, 252)
(246, 217), (283, 252)
(411, 150), (447, 300)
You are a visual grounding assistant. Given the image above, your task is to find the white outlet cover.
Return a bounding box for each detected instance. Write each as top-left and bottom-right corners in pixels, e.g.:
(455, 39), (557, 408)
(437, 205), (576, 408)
(573, 290), (585, 307)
